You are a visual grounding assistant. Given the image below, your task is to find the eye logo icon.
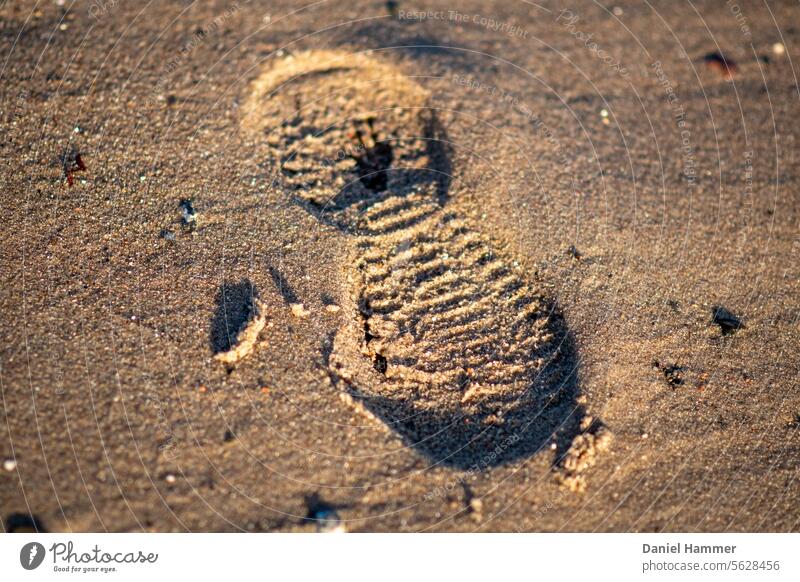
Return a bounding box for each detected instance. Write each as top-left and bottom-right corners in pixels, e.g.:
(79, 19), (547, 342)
(20, 542), (46, 570)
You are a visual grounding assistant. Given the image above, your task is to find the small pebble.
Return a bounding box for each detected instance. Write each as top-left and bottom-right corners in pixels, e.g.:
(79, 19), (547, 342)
(325, 304), (341, 313)
(469, 498), (483, 514)
(165, 473), (176, 484)
(711, 305), (744, 334)
(773, 42), (785, 56)
(703, 52), (737, 80)
(313, 509), (346, 533)
(290, 303), (310, 318)
(3, 458), (17, 472)
(178, 199), (197, 226)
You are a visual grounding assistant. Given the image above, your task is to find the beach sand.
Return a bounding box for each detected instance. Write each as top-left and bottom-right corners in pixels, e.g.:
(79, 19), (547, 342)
(1, 0), (799, 532)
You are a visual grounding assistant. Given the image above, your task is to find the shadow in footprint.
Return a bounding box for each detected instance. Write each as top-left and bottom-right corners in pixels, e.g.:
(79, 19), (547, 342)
(4, 513), (47, 533)
(245, 49), (596, 474)
(286, 109), (452, 233)
(268, 266), (300, 305)
(335, 310), (585, 470)
(209, 280), (260, 354)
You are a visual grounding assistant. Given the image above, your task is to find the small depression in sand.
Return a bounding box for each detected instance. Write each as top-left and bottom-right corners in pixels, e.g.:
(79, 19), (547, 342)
(241, 50), (607, 477)
(210, 279), (266, 367)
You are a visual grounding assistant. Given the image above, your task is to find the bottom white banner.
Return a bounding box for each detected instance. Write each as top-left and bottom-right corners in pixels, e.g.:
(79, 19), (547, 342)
(2, 534), (797, 581)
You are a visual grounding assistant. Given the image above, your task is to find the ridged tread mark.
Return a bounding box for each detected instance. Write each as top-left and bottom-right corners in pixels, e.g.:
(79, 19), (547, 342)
(243, 50), (607, 477)
(350, 203), (578, 449)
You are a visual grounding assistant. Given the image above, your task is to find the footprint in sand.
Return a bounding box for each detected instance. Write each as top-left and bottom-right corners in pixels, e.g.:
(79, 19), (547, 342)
(241, 50), (609, 482)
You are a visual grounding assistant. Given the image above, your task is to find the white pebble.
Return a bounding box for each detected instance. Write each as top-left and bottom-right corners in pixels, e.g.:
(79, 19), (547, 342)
(3, 458), (17, 472)
(290, 303), (310, 318)
(315, 509), (346, 533)
(469, 498), (484, 515)
(773, 42), (785, 56)
(165, 473), (176, 484)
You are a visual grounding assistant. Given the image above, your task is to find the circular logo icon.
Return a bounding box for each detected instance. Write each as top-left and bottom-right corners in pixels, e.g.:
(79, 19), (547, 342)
(20, 542), (46, 570)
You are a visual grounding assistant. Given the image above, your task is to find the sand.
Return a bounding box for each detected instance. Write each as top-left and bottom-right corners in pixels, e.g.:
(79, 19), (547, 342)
(1, 0), (799, 532)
